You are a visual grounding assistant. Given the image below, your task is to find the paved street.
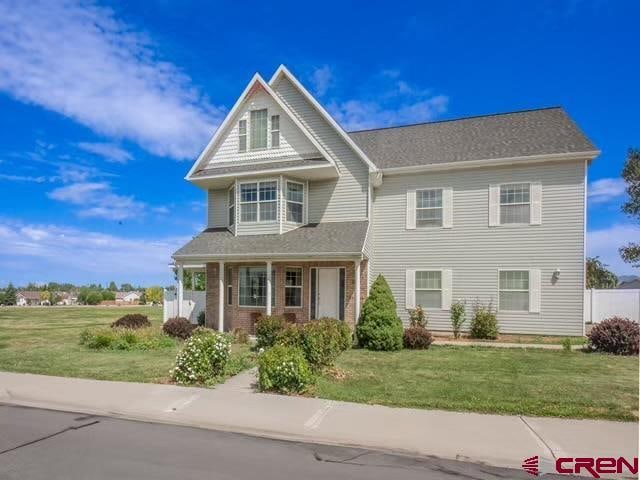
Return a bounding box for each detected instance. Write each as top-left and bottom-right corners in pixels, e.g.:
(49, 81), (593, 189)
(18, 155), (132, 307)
(0, 404), (574, 480)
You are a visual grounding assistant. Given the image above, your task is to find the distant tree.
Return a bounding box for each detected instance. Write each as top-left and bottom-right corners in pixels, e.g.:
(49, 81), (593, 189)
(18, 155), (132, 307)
(108, 281), (118, 291)
(26, 282), (40, 290)
(4, 283), (17, 305)
(619, 148), (640, 267)
(51, 292), (63, 305)
(101, 290), (116, 301)
(145, 286), (163, 305)
(40, 291), (51, 304)
(85, 291), (103, 305)
(139, 291), (147, 304)
(0, 291), (5, 305)
(586, 257), (618, 289)
(120, 283), (134, 292)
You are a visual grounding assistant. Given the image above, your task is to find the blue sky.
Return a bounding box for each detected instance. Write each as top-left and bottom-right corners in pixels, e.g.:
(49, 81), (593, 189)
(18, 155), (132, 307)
(0, 0), (638, 287)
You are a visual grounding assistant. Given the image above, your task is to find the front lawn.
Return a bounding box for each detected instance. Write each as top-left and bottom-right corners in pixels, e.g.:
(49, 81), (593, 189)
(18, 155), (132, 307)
(315, 346), (639, 421)
(0, 306), (254, 384)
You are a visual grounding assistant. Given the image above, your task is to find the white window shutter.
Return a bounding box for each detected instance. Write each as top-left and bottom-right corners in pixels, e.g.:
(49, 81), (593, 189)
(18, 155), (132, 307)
(441, 269), (452, 310)
(442, 187), (453, 228)
(488, 184), (500, 226)
(406, 190), (416, 229)
(405, 270), (415, 309)
(530, 182), (542, 225)
(529, 269), (541, 313)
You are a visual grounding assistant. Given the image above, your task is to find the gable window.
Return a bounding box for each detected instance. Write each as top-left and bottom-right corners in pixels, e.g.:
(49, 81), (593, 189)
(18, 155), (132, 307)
(285, 267), (303, 307)
(228, 186), (235, 226)
(240, 181), (277, 222)
(226, 267), (233, 305)
(286, 181), (304, 223)
(416, 189), (443, 227)
(499, 270), (529, 311)
(239, 267), (276, 307)
(500, 183), (530, 224)
(415, 271), (441, 308)
(250, 109), (268, 150)
(238, 120), (247, 152)
(271, 115), (280, 148)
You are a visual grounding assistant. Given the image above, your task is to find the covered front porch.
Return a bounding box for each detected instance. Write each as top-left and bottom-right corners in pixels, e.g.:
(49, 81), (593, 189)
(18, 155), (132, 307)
(174, 258), (368, 333)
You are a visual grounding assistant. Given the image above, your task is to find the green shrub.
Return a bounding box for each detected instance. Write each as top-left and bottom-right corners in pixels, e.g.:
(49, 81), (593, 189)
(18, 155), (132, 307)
(111, 313), (151, 329)
(197, 311), (206, 326)
(587, 317), (639, 355)
(409, 306), (427, 328)
(258, 345), (313, 394)
(450, 299), (466, 339)
(233, 327), (249, 344)
(276, 323), (303, 347)
(403, 326), (433, 349)
(356, 275), (403, 351)
(562, 337), (573, 352)
(172, 329), (232, 384)
(163, 317), (196, 339)
(469, 301), (498, 339)
(80, 327), (174, 351)
(298, 318), (352, 369)
(255, 315), (287, 349)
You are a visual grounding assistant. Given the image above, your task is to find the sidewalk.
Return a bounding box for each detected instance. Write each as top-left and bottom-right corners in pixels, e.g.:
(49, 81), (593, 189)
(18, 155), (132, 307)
(1, 370), (636, 472)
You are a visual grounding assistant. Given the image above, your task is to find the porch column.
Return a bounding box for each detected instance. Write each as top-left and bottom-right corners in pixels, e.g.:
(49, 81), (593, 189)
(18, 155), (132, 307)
(218, 261), (225, 332)
(266, 260), (272, 316)
(354, 260), (361, 321)
(177, 264), (184, 317)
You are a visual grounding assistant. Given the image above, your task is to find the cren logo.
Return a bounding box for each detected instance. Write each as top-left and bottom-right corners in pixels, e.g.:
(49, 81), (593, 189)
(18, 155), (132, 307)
(522, 455), (540, 476)
(522, 456), (639, 478)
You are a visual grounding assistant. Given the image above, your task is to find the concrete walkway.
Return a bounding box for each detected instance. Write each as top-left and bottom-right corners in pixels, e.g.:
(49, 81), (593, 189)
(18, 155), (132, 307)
(0, 371), (636, 473)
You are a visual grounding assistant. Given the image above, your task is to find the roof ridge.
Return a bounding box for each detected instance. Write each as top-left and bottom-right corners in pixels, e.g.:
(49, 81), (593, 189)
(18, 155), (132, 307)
(347, 106), (564, 134)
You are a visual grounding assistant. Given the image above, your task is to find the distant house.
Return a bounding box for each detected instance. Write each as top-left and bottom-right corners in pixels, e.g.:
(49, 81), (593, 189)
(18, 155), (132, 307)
(56, 292), (78, 306)
(618, 279), (640, 289)
(115, 291), (142, 304)
(16, 291), (47, 306)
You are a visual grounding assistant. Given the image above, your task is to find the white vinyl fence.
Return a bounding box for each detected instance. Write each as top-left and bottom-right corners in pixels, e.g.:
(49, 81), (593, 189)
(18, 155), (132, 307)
(584, 289), (640, 323)
(163, 289), (206, 324)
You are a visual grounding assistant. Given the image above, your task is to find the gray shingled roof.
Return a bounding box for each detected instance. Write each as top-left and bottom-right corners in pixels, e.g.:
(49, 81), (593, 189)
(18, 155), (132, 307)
(348, 107), (597, 169)
(173, 221), (369, 258)
(193, 158), (329, 177)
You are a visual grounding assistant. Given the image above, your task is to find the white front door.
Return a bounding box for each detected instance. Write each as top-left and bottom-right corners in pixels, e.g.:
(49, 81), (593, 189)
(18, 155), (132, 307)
(317, 268), (339, 319)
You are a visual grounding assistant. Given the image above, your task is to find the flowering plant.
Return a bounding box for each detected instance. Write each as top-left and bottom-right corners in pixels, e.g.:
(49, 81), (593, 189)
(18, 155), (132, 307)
(171, 328), (231, 384)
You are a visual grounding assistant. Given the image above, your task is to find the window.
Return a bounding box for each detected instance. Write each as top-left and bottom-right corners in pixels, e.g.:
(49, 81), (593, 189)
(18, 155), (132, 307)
(499, 270), (529, 311)
(271, 115), (280, 148)
(250, 109), (268, 150)
(500, 183), (530, 224)
(239, 267), (276, 307)
(238, 120), (247, 152)
(415, 271), (441, 308)
(228, 186), (235, 226)
(286, 181), (304, 223)
(226, 267), (233, 305)
(416, 189), (443, 227)
(285, 268), (302, 307)
(240, 181), (277, 222)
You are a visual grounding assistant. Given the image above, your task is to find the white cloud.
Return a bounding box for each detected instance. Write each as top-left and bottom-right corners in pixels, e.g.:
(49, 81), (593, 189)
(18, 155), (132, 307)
(588, 177), (626, 204)
(587, 223), (640, 275)
(48, 182), (145, 220)
(0, 0), (225, 159)
(77, 142), (133, 164)
(0, 173), (46, 183)
(0, 218), (189, 285)
(309, 65), (334, 97)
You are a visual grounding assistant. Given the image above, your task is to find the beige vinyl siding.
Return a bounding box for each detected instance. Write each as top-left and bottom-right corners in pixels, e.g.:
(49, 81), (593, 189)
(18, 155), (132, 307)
(273, 76), (369, 222)
(207, 189), (228, 228)
(371, 160), (585, 336)
(204, 89), (320, 167)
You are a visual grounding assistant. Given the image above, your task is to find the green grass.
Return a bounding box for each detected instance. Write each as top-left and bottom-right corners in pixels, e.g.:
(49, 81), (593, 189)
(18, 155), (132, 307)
(315, 346), (639, 421)
(0, 306), (254, 385)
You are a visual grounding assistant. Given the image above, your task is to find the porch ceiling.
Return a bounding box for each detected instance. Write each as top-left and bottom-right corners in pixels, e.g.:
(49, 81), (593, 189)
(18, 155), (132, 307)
(173, 221), (369, 261)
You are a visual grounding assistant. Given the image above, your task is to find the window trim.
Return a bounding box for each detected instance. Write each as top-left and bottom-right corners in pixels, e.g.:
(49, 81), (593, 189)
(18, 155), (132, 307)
(239, 179), (278, 224)
(499, 183), (531, 225)
(414, 269), (443, 310)
(497, 269), (530, 312)
(237, 266), (276, 308)
(415, 188), (444, 228)
(284, 266), (303, 308)
(249, 109), (268, 151)
(285, 180), (304, 224)
(271, 114), (280, 149)
(228, 185), (235, 226)
(238, 119), (247, 153)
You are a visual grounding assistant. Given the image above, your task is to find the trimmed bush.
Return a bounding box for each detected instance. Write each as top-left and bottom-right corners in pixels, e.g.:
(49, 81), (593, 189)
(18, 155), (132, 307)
(276, 323), (303, 348)
(255, 315), (287, 350)
(111, 313), (151, 329)
(163, 317), (196, 339)
(562, 337), (573, 353)
(588, 317), (639, 355)
(172, 329), (232, 384)
(469, 301), (498, 339)
(80, 327), (174, 351)
(450, 299), (466, 339)
(403, 327), (433, 349)
(297, 318), (352, 369)
(258, 345), (313, 394)
(356, 275), (404, 351)
(233, 327), (249, 344)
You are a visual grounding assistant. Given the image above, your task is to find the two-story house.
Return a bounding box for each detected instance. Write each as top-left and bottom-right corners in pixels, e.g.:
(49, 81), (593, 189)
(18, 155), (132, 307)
(172, 65), (599, 336)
